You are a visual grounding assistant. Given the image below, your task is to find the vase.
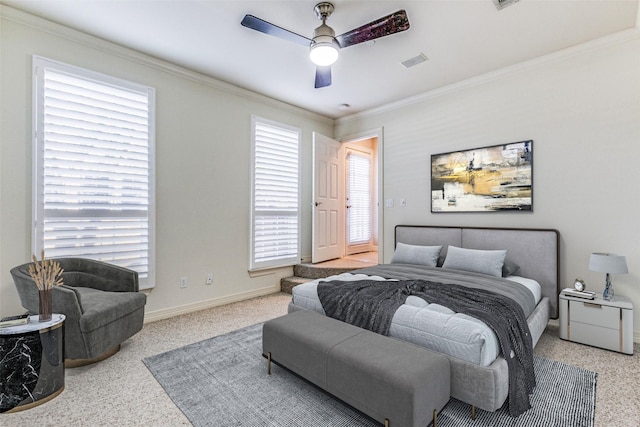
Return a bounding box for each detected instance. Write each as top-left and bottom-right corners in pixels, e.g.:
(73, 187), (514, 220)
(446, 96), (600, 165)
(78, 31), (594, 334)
(39, 288), (52, 322)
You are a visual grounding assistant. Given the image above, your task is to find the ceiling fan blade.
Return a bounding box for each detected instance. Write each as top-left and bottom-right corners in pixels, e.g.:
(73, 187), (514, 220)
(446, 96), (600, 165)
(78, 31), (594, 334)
(241, 15), (311, 47)
(336, 10), (410, 48)
(315, 66), (332, 88)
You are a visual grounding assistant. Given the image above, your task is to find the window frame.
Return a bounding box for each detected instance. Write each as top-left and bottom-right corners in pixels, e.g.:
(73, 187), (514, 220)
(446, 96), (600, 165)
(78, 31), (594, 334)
(32, 55), (156, 289)
(249, 116), (301, 271)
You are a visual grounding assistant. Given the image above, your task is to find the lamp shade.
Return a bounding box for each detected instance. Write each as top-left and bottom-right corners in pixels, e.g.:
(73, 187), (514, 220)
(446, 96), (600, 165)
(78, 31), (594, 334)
(588, 253), (628, 274)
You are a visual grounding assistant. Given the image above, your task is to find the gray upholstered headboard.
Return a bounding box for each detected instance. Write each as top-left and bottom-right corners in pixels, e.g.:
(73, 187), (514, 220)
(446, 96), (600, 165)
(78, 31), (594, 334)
(395, 225), (560, 319)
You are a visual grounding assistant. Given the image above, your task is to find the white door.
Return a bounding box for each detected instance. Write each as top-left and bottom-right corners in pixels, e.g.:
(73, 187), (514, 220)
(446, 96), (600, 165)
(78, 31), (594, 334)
(312, 133), (344, 263)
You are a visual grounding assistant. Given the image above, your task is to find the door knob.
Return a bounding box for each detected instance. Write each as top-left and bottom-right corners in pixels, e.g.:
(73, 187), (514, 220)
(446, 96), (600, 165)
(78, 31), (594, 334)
(314, 202), (323, 207)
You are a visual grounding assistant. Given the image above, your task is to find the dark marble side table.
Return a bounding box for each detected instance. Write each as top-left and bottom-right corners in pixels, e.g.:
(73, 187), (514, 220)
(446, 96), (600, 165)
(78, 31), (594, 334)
(0, 314), (65, 413)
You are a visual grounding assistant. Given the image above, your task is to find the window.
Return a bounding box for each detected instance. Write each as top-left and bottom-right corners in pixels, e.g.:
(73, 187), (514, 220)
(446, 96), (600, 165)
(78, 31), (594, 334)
(250, 117), (301, 270)
(33, 56), (155, 288)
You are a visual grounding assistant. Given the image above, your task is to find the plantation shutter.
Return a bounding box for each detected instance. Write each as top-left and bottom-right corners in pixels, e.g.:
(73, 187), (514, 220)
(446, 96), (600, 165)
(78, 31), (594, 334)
(33, 56), (155, 288)
(250, 117), (301, 270)
(347, 152), (371, 244)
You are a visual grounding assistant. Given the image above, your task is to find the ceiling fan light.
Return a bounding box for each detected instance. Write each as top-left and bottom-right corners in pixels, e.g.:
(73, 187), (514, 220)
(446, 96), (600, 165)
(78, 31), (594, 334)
(309, 41), (339, 66)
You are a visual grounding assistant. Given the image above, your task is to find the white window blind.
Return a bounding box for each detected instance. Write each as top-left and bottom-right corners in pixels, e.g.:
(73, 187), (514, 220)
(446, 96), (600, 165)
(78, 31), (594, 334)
(33, 56), (155, 288)
(347, 152), (371, 245)
(250, 117), (301, 270)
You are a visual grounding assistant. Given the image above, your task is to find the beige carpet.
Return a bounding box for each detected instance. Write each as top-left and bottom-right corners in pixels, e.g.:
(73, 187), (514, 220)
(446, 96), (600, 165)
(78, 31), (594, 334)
(3, 292), (639, 426)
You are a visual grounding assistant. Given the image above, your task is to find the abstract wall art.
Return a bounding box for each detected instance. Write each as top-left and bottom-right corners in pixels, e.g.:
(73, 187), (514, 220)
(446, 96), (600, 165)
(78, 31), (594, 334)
(431, 140), (533, 212)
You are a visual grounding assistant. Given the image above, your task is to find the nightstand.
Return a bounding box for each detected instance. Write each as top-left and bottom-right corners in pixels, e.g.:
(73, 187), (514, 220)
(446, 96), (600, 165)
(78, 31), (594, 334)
(0, 314), (65, 412)
(559, 292), (633, 355)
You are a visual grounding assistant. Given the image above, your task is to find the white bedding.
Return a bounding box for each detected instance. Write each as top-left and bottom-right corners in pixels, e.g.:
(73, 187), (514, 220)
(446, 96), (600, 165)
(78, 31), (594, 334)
(291, 272), (541, 367)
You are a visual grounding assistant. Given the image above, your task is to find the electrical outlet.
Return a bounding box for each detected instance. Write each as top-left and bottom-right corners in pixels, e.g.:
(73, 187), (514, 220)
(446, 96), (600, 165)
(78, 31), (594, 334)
(206, 273), (213, 285)
(180, 277), (188, 288)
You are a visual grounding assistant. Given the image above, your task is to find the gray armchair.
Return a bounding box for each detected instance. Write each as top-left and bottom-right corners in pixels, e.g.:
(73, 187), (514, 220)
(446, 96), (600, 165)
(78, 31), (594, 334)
(11, 258), (147, 366)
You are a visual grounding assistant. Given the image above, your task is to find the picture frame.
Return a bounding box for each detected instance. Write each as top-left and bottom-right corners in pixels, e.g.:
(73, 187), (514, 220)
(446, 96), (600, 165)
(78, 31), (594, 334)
(431, 140), (533, 212)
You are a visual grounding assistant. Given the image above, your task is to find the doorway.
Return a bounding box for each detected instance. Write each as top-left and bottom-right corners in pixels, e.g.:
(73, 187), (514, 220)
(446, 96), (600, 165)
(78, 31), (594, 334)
(311, 130), (382, 264)
(345, 141), (376, 256)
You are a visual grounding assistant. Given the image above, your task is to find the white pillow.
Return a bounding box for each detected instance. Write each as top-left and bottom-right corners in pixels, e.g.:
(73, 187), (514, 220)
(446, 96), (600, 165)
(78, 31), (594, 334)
(442, 246), (507, 277)
(391, 243), (442, 267)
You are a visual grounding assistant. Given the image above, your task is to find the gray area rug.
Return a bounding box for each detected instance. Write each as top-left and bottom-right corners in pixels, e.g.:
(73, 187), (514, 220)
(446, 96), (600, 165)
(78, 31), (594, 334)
(143, 323), (597, 427)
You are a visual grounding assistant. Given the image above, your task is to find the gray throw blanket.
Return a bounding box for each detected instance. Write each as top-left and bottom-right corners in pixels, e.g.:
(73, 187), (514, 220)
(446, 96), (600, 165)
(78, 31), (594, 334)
(317, 279), (535, 417)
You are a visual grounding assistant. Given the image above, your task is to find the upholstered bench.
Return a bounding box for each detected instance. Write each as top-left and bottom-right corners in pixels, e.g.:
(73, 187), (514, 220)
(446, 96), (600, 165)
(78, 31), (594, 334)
(263, 310), (450, 427)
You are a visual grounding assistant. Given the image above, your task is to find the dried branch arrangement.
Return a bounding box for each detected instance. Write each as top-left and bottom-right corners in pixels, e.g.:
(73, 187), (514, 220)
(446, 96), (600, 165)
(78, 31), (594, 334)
(28, 251), (64, 290)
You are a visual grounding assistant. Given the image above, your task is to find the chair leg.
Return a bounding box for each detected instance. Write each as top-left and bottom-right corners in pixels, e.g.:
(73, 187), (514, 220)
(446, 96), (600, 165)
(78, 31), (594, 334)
(471, 405), (476, 420)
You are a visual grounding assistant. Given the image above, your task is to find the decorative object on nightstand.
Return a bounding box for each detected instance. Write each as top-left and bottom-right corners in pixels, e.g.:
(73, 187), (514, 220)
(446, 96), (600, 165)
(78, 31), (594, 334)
(588, 252), (628, 301)
(0, 313), (30, 328)
(26, 251), (64, 322)
(561, 287), (595, 300)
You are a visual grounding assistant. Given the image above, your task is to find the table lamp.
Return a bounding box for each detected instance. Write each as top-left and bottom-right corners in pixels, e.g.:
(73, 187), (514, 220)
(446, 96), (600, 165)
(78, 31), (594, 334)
(589, 253), (628, 301)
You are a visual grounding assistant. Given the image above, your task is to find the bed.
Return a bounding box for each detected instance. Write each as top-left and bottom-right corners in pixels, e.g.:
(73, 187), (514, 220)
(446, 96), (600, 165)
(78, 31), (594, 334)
(288, 225), (559, 414)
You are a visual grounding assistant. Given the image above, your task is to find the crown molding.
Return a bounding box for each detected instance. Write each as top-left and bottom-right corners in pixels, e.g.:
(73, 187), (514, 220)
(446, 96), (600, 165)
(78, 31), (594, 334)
(337, 27), (640, 126)
(0, 4), (333, 126)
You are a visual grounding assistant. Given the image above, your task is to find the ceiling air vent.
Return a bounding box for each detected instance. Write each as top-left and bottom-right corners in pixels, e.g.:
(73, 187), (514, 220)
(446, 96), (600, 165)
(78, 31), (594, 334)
(493, 0), (520, 10)
(401, 53), (428, 69)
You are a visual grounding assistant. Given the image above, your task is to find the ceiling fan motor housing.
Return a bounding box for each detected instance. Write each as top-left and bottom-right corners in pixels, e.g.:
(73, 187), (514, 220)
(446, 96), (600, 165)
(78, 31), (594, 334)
(312, 23), (336, 44)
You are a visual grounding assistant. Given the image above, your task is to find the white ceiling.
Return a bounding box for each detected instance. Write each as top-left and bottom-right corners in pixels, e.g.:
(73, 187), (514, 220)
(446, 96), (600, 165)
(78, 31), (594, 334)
(4, 0), (639, 118)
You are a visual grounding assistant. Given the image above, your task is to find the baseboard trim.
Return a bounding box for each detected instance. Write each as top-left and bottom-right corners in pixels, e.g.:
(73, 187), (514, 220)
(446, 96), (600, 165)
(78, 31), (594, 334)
(143, 285), (280, 324)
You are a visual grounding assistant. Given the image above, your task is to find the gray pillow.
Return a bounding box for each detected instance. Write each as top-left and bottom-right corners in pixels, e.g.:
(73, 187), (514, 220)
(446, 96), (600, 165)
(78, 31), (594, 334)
(391, 243), (442, 267)
(442, 246), (507, 277)
(502, 259), (521, 277)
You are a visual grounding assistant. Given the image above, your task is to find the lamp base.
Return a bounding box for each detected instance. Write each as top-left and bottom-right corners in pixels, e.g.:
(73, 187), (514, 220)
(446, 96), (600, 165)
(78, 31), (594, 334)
(602, 273), (614, 301)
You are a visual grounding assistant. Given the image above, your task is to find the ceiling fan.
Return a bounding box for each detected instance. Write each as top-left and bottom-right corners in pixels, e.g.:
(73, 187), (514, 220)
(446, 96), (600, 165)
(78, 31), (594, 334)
(241, 2), (410, 89)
